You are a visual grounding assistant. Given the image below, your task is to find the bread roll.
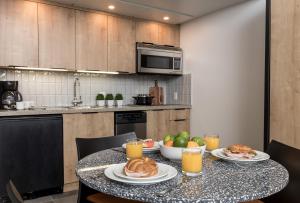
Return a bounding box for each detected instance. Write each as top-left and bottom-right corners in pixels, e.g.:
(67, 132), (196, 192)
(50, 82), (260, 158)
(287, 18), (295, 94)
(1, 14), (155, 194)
(124, 157), (158, 177)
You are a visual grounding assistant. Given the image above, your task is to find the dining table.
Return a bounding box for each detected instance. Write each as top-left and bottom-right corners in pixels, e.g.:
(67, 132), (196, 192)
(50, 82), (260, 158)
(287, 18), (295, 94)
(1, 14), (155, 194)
(76, 148), (289, 203)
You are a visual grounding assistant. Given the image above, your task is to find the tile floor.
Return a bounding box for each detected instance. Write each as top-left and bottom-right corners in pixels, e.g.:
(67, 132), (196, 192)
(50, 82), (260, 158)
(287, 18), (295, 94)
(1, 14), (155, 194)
(24, 191), (77, 203)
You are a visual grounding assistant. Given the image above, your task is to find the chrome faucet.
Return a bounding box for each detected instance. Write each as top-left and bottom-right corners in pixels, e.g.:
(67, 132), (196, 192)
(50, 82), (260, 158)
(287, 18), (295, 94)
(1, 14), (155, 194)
(72, 77), (82, 106)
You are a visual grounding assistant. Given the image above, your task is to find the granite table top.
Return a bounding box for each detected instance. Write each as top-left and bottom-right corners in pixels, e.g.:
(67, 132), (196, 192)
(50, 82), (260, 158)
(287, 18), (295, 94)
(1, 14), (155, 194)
(76, 149), (289, 203)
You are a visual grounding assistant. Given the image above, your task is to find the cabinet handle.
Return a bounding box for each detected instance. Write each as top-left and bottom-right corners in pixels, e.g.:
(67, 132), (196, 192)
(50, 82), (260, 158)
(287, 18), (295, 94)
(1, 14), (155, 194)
(81, 112), (99, 114)
(173, 119), (186, 121)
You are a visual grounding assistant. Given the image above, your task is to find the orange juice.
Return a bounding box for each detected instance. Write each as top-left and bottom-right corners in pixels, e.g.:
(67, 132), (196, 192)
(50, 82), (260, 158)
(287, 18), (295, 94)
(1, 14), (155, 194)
(126, 141), (143, 159)
(204, 135), (220, 151)
(182, 149), (202, 176)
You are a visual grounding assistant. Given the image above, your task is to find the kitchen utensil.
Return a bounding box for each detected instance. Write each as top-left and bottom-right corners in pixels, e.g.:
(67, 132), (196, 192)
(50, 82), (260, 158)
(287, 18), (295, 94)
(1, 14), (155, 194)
(149, 80), (164, 105)
(132, 94), (154, 105)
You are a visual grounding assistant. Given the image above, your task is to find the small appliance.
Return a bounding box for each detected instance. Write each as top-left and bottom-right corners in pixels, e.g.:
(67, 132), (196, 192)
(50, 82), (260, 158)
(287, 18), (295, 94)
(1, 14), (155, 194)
(136, 42), (183, 75)
(0, 81), (23, 110)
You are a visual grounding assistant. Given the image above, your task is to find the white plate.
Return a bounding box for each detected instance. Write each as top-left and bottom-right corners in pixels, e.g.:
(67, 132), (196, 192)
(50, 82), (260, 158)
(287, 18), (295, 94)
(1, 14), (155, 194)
(104, 163), (178, 185)
(211, 148), (270, 162)
(113, 163), (169, 181)
(122, 142), (160, 153)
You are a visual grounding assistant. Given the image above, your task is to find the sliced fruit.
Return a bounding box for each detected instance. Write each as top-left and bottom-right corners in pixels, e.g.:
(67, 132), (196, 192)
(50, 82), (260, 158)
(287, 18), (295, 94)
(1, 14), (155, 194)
(187, 141), (199, 148)
(191, 136), (205, 146)
(173, 136), (188, 148)
(143, 139), (155, 148)
(164, 140), (173, 147)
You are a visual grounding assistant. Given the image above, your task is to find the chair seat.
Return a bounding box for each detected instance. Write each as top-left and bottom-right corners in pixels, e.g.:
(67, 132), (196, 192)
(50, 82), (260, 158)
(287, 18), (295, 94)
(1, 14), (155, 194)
(86, 192), (141, 203)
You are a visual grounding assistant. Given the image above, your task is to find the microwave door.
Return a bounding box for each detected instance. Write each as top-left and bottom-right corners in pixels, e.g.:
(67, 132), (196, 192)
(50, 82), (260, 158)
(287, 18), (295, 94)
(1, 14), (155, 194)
(138, 50), (176, 74)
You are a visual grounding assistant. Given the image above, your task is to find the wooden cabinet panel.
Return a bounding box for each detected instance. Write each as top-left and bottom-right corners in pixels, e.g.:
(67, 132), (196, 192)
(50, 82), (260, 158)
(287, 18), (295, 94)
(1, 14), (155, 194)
(38, 3), (75, 69)
(108, 16), (136, 73)
(76, 10), (107, 71)
(270, 0), (300, 149)
(170, 109), (190, 121)
(169, 120), (190, 135)
(147, 110), (170, 140)
(135, 20), (159, 44)
(158, 23), (180, 47)
(63, 112), (114, 185)
(0, 0), (38, 67)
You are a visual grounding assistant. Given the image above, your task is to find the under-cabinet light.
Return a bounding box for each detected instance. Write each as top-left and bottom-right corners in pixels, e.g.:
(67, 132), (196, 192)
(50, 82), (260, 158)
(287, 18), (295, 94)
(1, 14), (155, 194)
(15, 67), (68, 72)
(76, 70), (119, 74)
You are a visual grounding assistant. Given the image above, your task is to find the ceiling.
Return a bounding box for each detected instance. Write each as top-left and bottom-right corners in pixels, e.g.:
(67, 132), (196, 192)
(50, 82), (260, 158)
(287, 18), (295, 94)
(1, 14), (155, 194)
(48, 0), (249, 24)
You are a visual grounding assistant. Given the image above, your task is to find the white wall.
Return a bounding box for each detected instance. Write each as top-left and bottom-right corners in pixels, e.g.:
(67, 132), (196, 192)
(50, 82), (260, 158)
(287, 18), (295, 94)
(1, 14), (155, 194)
(180, 0), (266, 150)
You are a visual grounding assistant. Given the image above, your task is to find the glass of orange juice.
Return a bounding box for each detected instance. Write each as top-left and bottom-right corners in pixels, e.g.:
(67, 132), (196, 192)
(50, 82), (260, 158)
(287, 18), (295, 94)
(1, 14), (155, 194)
(203, 134), (220, 151)
(182, 148), (203, 176)
(126, 138), (143, 160)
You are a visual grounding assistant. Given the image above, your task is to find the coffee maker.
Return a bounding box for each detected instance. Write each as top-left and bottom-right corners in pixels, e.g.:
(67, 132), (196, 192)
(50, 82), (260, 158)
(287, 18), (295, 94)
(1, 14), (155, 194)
(0, 81), (23, 110)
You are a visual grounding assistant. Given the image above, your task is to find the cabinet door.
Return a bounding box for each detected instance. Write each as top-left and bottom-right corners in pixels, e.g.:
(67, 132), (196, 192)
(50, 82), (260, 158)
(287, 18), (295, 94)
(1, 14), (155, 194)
(169, 120), (190, 135)
(76, 10), (107, 71)
(147, 110), (170, 140)
(135, 20), (159, 44)
(158, 23), (180, 47)
(38, 3), (75, 70)
(0, 0), (38, 67)
(270, 0), (300, 149)
(108, 16), (135, 73)
(63, 112), (114, 186)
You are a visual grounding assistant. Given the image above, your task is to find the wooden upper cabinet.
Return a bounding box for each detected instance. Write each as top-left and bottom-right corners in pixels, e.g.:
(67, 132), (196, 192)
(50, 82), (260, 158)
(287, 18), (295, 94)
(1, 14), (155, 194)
(135, 20), (180, 46)
(38, 3), (75, 70)
(108, 16), (136, 73)
(136, 20), (159, 44)
(158, 23), (180, 47)
(0, 0), (38, 67)
(76, 10), (108, 71)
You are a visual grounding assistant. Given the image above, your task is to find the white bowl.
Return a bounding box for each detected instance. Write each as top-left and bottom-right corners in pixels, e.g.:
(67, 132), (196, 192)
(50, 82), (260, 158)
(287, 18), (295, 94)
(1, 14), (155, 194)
(159, 141), (206, 161)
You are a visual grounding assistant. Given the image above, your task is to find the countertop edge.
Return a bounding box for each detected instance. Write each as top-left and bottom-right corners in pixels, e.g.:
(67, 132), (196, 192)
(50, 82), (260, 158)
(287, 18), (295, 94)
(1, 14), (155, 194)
(0, 105), (191, 117)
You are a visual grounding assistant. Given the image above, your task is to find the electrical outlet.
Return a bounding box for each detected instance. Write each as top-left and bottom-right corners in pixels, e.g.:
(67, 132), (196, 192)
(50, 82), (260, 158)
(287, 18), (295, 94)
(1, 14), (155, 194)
(174, 92), (178, 101)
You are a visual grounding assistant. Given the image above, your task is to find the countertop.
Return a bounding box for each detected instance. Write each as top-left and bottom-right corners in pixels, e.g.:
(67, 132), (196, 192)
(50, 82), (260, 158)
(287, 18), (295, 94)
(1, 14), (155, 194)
(0, 104), (191, 117)
(76, 149), (289, 203)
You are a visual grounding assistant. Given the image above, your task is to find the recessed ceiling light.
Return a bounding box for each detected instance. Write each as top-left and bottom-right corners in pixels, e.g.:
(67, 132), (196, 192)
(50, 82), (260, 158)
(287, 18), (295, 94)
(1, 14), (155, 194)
(163, 16), (170, 21)
(108, 5), (115, 10)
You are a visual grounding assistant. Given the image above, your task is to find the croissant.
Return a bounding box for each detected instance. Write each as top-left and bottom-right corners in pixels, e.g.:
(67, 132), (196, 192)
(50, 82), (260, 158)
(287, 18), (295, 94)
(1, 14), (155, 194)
(124, 157), (158, 177)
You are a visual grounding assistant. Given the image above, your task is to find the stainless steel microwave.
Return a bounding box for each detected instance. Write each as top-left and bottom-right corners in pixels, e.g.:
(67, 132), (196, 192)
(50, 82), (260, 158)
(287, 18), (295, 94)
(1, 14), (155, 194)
(137, 42), (183, 75)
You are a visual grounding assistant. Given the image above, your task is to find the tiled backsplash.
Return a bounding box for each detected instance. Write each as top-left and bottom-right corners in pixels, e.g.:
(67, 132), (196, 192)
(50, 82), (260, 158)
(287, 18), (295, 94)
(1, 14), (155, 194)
(0, 69), (191, 107)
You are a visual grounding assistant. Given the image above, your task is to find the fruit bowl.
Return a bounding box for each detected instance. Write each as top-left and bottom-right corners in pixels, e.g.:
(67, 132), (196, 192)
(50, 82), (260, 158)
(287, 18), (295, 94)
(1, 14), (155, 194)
(159, 141), (206, 161)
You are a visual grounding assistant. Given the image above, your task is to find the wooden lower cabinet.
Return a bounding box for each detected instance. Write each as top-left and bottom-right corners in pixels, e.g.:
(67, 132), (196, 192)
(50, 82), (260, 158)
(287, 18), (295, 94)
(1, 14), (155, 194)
(147, 110), (170, 140)
(63, 112), (114, 191)
(147, 109), (190, 140)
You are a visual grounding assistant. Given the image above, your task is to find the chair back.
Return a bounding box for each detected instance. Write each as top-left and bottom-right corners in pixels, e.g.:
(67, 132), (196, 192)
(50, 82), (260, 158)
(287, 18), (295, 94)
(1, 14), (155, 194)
(76, 132), (136, 160)
(263, 140), (300, 203)
(6, 180), (23, 203)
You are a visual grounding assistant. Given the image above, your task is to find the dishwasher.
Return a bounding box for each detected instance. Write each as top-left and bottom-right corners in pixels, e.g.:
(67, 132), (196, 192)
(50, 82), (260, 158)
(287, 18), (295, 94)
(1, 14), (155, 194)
(0, 115), (63, 200)
(115, 111), (147, 139)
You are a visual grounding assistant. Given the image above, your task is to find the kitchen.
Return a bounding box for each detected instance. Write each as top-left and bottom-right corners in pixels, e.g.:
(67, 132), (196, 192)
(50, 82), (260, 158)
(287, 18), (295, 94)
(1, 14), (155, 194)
(0, 0), (298, 203)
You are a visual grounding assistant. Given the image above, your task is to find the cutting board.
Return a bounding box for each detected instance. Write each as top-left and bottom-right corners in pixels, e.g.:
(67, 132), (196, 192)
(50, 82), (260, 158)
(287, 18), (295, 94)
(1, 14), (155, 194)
(149, 80), (164, 105)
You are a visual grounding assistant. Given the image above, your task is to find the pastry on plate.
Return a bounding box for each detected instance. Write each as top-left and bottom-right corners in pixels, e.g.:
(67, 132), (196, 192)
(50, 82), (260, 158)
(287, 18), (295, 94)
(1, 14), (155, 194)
(124, 157), (158, 177)
(223, 144), (257, 159)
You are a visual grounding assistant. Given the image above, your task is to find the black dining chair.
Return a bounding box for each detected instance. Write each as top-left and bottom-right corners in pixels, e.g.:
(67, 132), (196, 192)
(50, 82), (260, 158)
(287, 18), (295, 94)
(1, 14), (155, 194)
(6, 180), (24, 203)
(76, 132), (140, 203)
(261, 140), (300, 203)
